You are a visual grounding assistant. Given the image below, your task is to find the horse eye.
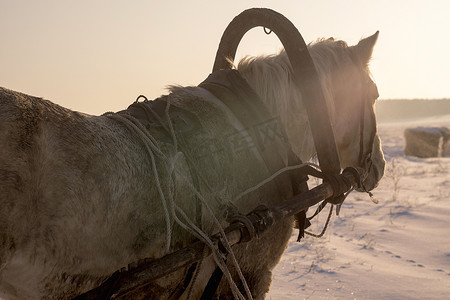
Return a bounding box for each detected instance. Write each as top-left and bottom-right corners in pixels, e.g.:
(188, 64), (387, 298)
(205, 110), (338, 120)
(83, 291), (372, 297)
(368, 82), (379, 102)
(373, 86), (379, 101)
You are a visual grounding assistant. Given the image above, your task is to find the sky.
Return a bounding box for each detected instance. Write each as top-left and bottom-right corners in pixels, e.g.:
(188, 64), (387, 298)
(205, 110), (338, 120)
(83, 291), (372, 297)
(1, 0), (449, 115)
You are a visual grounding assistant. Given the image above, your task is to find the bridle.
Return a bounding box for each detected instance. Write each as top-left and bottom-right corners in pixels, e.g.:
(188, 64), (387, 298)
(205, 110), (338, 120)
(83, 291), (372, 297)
(357, 75), (379, 193)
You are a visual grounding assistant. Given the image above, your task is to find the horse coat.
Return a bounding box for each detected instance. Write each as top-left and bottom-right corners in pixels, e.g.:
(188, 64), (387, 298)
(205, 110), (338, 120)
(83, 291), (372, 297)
(0, 71), (304, 299)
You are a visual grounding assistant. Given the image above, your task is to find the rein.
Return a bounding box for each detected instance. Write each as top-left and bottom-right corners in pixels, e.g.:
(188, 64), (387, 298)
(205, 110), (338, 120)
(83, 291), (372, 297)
(358, 80), (377, 174)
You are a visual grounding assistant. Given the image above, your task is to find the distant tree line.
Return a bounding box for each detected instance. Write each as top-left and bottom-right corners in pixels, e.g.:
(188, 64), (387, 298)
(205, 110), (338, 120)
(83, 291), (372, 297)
(375, 99), (450, 122)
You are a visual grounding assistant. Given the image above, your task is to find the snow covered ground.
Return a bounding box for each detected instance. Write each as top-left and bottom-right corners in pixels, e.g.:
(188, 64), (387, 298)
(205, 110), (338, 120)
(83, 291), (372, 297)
(267, 114), (450, 299)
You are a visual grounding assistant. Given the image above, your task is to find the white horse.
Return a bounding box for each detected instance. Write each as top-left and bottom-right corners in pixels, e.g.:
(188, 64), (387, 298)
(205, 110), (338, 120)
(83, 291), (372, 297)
(0, 32), (384, 299)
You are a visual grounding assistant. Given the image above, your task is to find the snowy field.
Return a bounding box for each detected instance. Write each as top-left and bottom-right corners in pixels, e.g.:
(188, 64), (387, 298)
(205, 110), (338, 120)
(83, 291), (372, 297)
(267, 113), (450, 299)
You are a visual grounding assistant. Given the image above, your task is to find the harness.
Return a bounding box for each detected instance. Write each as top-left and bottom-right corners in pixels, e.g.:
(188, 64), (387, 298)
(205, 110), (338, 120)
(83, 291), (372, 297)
(89, 66), (378, 300)
(117, 69), (311, 299)
(74, 8), (379, 299)
(120, 68), (377, 298)
(198, 69), (310, 298)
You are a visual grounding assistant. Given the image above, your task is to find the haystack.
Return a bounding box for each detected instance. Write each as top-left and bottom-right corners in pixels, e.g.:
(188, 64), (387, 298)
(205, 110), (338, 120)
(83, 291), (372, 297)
(404, 126), (450, 158)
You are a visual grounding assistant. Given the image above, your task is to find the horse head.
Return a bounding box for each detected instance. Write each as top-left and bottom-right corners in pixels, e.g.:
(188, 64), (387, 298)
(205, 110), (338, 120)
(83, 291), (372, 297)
(316, 32), (385, 192)
(235, 29), (385, 193)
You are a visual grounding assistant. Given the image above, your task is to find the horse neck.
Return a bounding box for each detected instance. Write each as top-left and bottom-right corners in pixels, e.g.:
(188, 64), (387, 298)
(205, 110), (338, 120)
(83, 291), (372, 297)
(237, 52), (318, 162)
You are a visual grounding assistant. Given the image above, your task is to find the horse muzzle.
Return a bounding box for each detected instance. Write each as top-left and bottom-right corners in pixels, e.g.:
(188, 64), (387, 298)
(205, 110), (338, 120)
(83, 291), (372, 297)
(356, 134), (386, 192)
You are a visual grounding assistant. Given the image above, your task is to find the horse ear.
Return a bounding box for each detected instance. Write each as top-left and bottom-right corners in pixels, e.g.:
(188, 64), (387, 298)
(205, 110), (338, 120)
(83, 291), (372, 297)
(352, 31), (379, 65)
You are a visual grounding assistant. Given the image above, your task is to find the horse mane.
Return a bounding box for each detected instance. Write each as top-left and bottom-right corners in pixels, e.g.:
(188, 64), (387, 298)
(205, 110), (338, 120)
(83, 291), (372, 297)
(235, 38), (354, 126)
(168, 38), (356, 127)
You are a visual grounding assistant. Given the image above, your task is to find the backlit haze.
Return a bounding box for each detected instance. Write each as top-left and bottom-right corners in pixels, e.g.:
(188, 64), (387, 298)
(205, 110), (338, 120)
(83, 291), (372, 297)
(1, 0), (449, 115)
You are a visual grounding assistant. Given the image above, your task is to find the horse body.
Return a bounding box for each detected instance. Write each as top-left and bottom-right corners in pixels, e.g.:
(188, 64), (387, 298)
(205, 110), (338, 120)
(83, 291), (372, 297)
(0, 33), (384, 299)
(0, 92), (166, 298)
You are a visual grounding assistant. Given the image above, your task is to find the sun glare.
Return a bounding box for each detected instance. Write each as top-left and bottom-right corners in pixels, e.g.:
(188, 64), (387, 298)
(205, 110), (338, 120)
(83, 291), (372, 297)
(0, 1), (448, 114)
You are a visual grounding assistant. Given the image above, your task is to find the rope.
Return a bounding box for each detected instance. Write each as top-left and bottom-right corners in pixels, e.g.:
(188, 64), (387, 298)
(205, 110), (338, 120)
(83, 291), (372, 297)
(299, 167), (364, 239)
(104, 103), (253, 300)
(156, 99), (253, 300)
(173, 169), (251, 300)
(132, 98), (221, 208)
(305, 204), (333, 238)
(104, 112), (172, 251)
(157, 99), (254, 299)
(306, 200), (328, 221)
